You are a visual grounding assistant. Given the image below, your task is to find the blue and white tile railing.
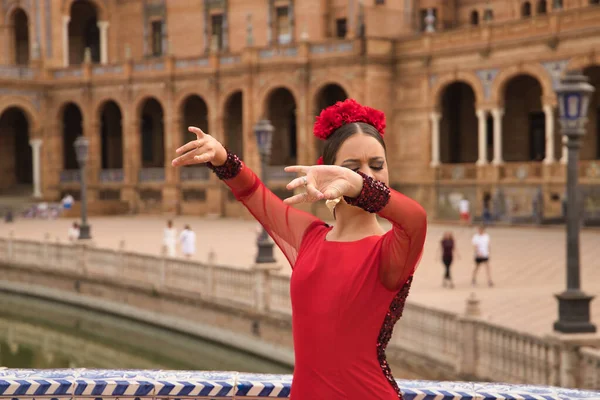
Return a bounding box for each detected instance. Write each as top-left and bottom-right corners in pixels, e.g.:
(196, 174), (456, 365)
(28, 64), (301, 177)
(0, 370), (598, 400)
(1, 237), (600, 390)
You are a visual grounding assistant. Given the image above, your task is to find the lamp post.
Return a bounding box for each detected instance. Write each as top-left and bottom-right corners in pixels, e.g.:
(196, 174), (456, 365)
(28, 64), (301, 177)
(253, 119), (276, 264)
(553, 70), (596, 334)
(73, 135), (92, 240)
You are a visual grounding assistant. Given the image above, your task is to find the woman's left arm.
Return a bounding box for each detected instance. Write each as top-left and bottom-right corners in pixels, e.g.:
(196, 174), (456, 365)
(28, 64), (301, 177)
(344, 172), (427, 291)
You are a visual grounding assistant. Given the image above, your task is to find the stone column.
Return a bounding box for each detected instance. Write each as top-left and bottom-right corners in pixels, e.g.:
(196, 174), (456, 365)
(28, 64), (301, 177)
(492, 108), (504, 165)
(476, 109), (488, 165)
(561, 136), (568, 164)
(430, 112), (441, 167)
(29, 139), (43, 199)
(62, 16), (70, 66)
(544, 104), (555, 164)
(97, 21), (109, 64)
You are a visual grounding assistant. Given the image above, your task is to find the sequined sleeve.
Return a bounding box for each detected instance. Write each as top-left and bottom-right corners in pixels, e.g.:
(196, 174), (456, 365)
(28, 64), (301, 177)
(207, 152), (321, 268)
(344, 172), (427, 290)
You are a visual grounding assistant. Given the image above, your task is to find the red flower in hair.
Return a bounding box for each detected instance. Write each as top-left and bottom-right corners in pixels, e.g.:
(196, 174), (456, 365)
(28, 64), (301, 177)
(316, 156), (324, 165)
(313, 99), (386, 140)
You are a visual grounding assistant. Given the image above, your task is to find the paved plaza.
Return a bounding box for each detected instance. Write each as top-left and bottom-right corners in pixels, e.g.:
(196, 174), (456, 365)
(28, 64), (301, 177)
(1, 214), (599, 336)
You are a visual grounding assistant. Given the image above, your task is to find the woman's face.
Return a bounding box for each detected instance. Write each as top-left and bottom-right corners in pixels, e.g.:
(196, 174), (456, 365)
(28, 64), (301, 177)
(334, 132), (389, 186)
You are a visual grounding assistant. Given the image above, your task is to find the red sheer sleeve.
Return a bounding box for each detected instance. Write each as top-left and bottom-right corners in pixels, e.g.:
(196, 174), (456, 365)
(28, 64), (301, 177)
(343, 172), (427, 290)
(378, 190), (428, 290)
(209, 153), (321, 268)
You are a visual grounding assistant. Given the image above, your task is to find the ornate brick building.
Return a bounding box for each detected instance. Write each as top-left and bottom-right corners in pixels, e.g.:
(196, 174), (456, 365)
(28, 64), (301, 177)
(0, 0), (599, 221)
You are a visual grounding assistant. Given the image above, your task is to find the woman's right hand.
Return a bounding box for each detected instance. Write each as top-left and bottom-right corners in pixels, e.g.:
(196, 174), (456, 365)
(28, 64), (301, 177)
(171, 127), (228, 167)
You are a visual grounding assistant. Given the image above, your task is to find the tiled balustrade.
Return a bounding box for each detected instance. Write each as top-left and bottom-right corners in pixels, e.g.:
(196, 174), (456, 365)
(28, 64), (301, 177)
(0, 369), (597, 400)
(0, 236), (599, 390)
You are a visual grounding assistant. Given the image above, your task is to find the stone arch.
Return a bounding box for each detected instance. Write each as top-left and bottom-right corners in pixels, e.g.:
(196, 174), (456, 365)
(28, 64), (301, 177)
(491, 64), (553, 107)
(56, 99), (86, 122)
(179, 94), (210, 151)
(6, 6), (30, 65)
(62, 0), (107, 20)
(175, 91), (212, 118)
(0, 97), (40, 133)
(502, 74), (545, 162)
(67, 0), (102, 64)
(218, 87), (245, 117)
(310, 80), (352, 109)
(4, 4), (30, 25)
(438, 82), (479, 164)
(263, 87), (298, 165)
(0, 106), (33, 188)
(258, 82), (300, 117)
(98, 100), (123, 169)
(60, 102), (84, 170)
(138, 97), (165, 168)
(95, 96), (126, 122)
(221, 90), (244, 158)
(430, 72), (484, 110)
(132, 92), (165, 119)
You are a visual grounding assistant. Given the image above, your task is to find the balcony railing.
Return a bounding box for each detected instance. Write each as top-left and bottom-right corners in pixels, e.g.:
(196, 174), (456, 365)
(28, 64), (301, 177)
(53, 67), (83, 79)
(499, 162), (543, 181)
(60, 169), (81, 183)
(265, 165), (297, 182)
(99, 169), (124, 183)
(395, 4), (600, 56)
(0, 65), (36, 79)
(438, 163), (477, 181)
(258, 45), (298, 59)
(180, 166), (210, 181)
(139, 168), (165, 182)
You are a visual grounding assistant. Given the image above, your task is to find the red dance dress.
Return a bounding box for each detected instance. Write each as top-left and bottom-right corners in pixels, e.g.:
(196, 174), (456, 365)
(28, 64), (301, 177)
(209, 153), (427, 400)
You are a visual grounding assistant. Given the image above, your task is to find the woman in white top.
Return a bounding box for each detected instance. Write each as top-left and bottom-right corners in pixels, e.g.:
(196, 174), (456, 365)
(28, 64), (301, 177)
(179, 225), (196, 259)
(163, 220), (177, 257)
(471, 225), (493, 287)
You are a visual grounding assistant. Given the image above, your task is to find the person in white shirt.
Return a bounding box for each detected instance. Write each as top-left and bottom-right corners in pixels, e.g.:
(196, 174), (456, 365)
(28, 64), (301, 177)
(179, 225), (196, 259)
(163, 220), (177, 257)
(68, 222), (80, 242)
(459, 196), (470, 224)
(471, 225), (493, 287)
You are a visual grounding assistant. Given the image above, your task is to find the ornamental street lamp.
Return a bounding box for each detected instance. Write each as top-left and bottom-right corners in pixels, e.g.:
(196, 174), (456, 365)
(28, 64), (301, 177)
(553, 70), (596, 334)
(254, 119), (275, 264)
(73, 135), (92, 240)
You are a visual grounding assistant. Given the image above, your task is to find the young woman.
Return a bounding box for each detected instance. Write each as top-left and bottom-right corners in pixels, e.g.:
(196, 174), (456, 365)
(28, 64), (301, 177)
(172, 99), (427, 399)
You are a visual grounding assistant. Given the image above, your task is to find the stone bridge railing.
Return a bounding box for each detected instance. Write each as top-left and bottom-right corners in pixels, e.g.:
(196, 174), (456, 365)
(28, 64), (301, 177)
(0, 236), (599, 391)
(0, 370), (597, 400)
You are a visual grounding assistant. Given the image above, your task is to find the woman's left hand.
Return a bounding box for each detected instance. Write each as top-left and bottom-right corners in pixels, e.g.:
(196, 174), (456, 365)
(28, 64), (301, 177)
(283, 165), (363, 205)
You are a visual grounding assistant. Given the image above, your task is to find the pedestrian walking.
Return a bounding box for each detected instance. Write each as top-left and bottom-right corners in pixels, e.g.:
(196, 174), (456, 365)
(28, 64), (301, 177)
(459, 196), (470, 225)
(163, 220), (177, 257)
(471, 225), (494, 287)
(437, 231), (459, 288)
(179, 225), (196, 259)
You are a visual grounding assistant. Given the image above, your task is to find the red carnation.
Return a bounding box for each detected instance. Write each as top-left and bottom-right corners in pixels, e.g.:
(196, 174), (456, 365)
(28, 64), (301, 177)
(313, 99), (386, 140)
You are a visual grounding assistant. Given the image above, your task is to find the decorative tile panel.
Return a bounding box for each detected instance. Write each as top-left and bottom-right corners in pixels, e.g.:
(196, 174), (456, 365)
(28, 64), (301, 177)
(476, 68), (499, 100)
(541, 60), (570, 90)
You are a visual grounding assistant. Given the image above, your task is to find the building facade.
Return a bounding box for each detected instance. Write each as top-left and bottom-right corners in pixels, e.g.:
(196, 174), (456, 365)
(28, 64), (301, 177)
(0, 0), (599, 221)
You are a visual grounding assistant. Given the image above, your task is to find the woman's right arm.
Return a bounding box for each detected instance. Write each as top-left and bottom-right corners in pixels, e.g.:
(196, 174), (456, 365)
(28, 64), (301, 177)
(172, 127), (321, 267)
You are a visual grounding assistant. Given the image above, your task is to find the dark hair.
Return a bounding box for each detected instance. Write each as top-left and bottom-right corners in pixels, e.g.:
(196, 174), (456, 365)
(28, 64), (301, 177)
(322, 122), (386, 165)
